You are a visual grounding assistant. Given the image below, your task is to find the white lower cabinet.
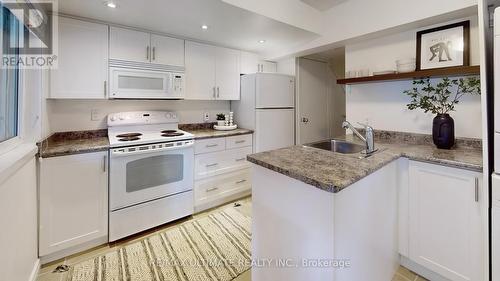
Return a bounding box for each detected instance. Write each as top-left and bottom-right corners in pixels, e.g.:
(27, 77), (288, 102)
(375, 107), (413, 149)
(39, 152), (108, 259)
(194, 134), (253, 212)
(408, 161), (483, 281)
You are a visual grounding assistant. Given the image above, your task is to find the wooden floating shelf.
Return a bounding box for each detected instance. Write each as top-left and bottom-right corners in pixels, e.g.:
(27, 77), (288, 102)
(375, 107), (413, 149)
(337, 65), (480, 85)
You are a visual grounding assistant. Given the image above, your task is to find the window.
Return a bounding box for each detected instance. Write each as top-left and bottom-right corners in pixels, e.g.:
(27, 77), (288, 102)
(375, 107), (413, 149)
(0, 5), (20, 144)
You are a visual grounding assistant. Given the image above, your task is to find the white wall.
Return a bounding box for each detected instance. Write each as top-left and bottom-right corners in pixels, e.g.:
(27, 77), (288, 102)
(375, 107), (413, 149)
(0, 158), (39, 281)
(47, 99), (230, 133)
(345, 16), (482, 139)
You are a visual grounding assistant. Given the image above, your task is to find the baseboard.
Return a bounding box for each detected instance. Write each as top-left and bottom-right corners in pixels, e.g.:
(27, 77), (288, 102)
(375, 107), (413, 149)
(28, 258), (40, 281)
(400, 256), (451, 281)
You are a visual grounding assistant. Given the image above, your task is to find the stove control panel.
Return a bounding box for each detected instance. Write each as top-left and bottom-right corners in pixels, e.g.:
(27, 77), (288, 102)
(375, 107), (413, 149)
(111, 139), (194, 156)
(108, 111), (179, 127)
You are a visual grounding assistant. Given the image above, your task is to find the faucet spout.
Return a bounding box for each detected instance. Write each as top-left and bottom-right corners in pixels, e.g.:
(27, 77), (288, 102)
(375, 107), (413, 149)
(342, 120), (376, 155)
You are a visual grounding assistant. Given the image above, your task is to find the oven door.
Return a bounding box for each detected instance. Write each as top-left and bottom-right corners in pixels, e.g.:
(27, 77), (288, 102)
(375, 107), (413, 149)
(109, 145), (194, 211)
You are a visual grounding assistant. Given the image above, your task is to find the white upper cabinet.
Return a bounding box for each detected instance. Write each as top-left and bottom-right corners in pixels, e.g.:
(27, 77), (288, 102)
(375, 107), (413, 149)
(39, 152), (108, 257)
(110, 27), (185, 66)
(240, 51), (260, 74)
(240, 51), (277, 74)
(408, 161), (483, 281)
(110, 27), (151, 63)
(260, 60), (277, 73)
(50, 17), (108, 99)
(150, 34), (184, 66)
(185, 41), (240, 100)
(185, 41), (217, 100)
(215, 47), (240, 100)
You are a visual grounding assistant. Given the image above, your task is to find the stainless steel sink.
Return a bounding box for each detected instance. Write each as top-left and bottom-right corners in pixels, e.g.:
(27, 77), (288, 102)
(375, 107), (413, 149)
(305, 139), (365, 154)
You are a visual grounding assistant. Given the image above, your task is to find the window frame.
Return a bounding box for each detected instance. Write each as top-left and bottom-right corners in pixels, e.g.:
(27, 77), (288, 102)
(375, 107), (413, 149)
(0, 6), (25, 156)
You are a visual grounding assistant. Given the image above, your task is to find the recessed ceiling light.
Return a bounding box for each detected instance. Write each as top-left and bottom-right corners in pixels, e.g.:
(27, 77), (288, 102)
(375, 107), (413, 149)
(201, 25), (209, 30)
(106, 2), (117, 8)
(258, 40), (266, 43)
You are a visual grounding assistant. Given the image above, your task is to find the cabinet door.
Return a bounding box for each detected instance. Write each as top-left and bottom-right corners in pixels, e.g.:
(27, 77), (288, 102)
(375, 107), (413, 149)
(185, 41), (216, 100)
(110, 27), (151, 63)
(240, 51), (259, 74)
(150, 34), (184, 67)
(409, 161), (483, 281)
(215, 47), (240, 100)
(260, 60), (277, 73)
(39, 152), (108, 256)
(493, 207), (500, 281)
(50, 17), (108, 99)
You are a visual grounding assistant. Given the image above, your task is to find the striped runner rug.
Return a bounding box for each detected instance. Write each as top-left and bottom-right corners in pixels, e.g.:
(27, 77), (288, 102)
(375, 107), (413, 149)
(67, 207), (251, 281)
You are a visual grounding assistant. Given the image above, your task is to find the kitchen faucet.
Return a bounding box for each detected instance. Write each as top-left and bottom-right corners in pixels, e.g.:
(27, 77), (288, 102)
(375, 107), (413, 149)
(342, 121), (377, 155)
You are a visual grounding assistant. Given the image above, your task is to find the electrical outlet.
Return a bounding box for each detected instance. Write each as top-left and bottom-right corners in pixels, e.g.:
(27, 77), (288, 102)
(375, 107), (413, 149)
(91, 109), (102, 121)
(203, 112), (210, 122)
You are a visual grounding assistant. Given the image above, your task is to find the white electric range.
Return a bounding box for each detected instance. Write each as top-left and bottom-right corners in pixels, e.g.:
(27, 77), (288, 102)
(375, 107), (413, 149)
(107, 111), (195, 241)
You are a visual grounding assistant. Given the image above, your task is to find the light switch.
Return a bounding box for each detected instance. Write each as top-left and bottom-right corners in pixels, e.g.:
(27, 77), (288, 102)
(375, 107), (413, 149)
(204, 112), (210, 122)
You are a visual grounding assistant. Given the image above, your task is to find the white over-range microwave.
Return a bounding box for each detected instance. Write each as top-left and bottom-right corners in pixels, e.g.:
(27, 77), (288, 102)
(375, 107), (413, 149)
(109, 67), (185, 99)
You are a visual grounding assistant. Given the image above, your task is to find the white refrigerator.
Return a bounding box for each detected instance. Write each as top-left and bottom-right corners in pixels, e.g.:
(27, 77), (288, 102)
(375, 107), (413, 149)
(232, 73), (295, 153)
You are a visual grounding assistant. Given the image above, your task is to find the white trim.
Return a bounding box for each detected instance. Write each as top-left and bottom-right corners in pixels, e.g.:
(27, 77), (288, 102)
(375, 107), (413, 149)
(28, 259), (40, 281)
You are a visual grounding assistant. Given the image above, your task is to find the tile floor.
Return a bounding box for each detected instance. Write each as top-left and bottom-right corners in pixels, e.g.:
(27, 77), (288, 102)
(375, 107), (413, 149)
(37, 197), (426, 281)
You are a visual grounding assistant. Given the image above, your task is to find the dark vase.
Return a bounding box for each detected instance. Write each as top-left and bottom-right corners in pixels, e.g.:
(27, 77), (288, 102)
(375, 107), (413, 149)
(432, 114), (455, 149)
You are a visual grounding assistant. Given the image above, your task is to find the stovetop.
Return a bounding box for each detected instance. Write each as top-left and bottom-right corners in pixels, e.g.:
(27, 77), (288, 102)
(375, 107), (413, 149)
(107, 111), (194, 148)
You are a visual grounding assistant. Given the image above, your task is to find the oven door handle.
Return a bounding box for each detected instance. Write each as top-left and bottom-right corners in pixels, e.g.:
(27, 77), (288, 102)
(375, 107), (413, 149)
(110, 142), (194, 157)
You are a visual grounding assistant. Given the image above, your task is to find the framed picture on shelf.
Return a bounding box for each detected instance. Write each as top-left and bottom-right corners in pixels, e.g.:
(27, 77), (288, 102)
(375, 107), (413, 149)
(416, 21), (470, 70)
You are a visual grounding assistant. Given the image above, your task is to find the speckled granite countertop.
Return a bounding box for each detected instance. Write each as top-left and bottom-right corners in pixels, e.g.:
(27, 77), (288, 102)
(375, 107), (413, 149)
(38, 124), (253, 158)
(179, 123), (253, 139)
(38, 130), (109, 158)
(247, 131), (483, 193)
(187, 128), (253, 140)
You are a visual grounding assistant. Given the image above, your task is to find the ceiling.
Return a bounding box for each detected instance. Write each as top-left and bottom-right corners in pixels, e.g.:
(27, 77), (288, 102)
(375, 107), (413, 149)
(57, 0), (319, 56)
(300, 0), (347, 11)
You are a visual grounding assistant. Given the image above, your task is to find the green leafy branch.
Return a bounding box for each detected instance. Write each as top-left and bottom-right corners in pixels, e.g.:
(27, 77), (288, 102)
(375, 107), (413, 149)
(404, 76), (481, 115)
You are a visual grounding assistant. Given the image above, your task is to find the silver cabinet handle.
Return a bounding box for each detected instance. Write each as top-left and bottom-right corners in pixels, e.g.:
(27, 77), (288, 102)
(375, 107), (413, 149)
(236, 179), (247, 184)
(206, 163), (218, 168)
(152, 47), (156, 61)
(235, 158), (246, 162)
(217, 86), (220, 98)
(213, 87), (216, 98)
(147, 46), (150, 60)
(475, 177), (479, 202)
(235, 140), (245, 144)
(104, 81), (107, 97)
(206, 144), (218, 148)
(206, 187), (219, 192)
(103, 155), (107, 172)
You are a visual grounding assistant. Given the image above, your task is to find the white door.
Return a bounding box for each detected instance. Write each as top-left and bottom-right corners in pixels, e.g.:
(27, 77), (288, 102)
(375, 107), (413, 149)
(185, 41), (216, 100)
(297, 58), (329, 144)
(39, 152), (108, 256)
(240, 51), (260, 74)
(255, 109), (294, 152)
(150, 34), (185, 67)
(50, 17), (108, 99)
(110, 27), (151, 63)
(215, 47), (241, 100)
(409, 161), (483, 281)
(255, 73), (295, 108)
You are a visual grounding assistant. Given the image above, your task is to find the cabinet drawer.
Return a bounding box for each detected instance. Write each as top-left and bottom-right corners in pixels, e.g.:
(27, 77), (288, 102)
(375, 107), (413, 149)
(195, 169), (251, 204)
(195, 146), (252, 180)
(194, 138), (226, 154)
(226, 134), (252, 150)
